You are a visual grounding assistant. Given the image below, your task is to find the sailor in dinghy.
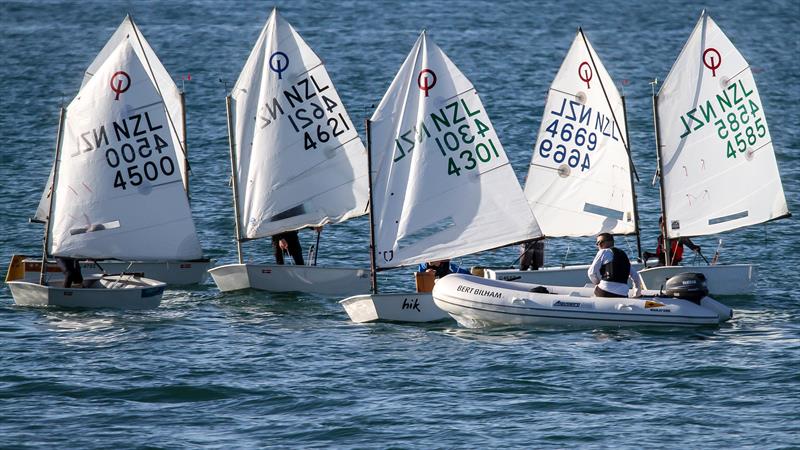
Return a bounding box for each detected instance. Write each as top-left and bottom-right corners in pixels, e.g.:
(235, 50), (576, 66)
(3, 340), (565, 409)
(16, 15), (211, 286)
(208, 8), (371, 296)
(340, 31), (543, 323)
(5, 32), (203, 308)
(484, 28), (645, 289)
(638, 11), (790, 295)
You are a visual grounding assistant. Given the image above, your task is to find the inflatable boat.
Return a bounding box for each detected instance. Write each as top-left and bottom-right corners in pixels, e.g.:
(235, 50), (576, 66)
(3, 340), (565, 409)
(432, 273), (732, 328)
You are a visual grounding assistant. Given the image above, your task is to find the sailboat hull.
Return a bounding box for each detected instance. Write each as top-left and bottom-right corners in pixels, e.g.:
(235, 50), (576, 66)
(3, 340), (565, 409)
(340, 292), (451, 323)
(208, 263), (370, 296)
(486, 262), (644, 288)
(15, 256), (210, 286)
(637, 264), (755, 295)
(432, 274), (732, 328)
(7, 275), (165, 309)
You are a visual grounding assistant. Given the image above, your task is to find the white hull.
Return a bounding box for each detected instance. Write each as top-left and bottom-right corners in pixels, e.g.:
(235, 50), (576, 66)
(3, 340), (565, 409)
(340, 292), (451, 323)
(432, 274), (732, 328)
(209, 263), (370, 295)
(18, 257), (210, 285)
(638, 264), (755, 295)
(485, 262), (644, 287)
(7, 275), (165, 309)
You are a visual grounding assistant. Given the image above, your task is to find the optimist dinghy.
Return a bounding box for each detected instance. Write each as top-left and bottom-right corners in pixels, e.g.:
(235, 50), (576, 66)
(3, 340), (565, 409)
(340, 31), (543, 323)
(25, 16), (210, 285)
(209, 8), (370, 295)
(6, 23), (202, 308)
(432, 273), (732, 328)
(6, 264), (165, 310)
(641, 11), (790, 294)
(15, 256), (209, 286)
(485, 28), (643, 288)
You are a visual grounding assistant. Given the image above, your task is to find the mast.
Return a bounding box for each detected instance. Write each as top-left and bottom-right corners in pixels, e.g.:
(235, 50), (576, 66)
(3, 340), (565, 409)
(651, 80), (671, 266)
(180, 90), (189, 195)
(365, 119), (378, 294)
(225, 95), (244, 264)
(578, 28), (640, 252)
(578, 28), (633, 173)
(621, 94), (642, 259)
(39, 107), (66, 285)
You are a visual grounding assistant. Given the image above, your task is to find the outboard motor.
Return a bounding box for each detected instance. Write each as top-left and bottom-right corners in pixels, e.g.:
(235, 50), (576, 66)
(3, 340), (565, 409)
(662, 272), (709, 303)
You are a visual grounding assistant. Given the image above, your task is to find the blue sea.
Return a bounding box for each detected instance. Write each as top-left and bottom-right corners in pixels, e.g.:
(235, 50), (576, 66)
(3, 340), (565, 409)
(1, 0), (798, 448)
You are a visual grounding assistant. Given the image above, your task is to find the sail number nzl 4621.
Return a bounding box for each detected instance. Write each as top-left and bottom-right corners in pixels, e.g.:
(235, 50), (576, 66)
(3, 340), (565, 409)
(257, 73), (354, 152)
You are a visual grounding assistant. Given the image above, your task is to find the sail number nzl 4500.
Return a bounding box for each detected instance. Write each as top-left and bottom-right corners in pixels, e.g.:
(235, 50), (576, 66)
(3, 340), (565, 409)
(72, 110), (177, 191)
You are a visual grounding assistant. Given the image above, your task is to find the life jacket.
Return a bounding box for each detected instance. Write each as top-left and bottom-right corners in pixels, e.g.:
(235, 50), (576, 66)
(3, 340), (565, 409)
(601, 247), (630, 284)
(656, 238), (683, 264)
(432, 263), (452, 279)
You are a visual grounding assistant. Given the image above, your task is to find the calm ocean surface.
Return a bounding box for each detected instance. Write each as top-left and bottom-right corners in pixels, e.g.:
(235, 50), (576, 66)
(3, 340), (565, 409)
(1, 0), (798, 448)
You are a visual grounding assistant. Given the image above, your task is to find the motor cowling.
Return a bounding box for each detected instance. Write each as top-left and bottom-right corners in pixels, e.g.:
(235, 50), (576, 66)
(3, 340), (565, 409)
(663, 272), (709, 302)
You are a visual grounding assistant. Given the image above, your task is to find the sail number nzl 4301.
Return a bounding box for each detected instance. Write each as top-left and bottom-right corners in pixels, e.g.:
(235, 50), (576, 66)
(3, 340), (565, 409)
(392, 93), (501, 177)
(73, 110), (177, 191)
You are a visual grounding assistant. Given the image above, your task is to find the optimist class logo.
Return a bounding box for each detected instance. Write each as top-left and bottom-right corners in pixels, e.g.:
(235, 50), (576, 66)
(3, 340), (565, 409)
(269, 51), (289, 79)
(417, 69), (437, 97)
(703, 48), (722, 77)
(578, 62), (592, 89)
(110, 71), (131, 100)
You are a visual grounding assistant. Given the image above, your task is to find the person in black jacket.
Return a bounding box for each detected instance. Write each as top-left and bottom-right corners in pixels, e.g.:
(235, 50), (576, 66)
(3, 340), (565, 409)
(587, 233), (642, 298)
(519, 239), (544, 271)
(271, 230), (304, 265)
(55, 256), (83, 288)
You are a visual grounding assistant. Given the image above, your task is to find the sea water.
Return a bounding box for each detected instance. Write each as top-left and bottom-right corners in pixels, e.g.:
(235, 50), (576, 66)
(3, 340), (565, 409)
(1, 0), (798, 447)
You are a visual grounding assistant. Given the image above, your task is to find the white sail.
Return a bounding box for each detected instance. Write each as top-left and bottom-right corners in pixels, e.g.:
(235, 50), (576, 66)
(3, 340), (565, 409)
(657, 11), (789, 238)
(32, 166), (54, 223)
(230, 8), (368, 239)
(48, 40), (202, 260)
(369, 32), (541, 269)
(524, 30), (636, 237)
(33, 15), (187, 223)
(82, 15), (188, 184)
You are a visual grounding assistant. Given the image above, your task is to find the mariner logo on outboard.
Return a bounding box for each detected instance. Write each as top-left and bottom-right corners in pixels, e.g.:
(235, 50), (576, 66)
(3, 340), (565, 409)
(553, 300), (581, 308)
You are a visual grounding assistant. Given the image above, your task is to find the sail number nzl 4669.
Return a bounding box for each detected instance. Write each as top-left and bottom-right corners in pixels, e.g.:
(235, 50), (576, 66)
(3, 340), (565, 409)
(534, 96), (622, 173)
